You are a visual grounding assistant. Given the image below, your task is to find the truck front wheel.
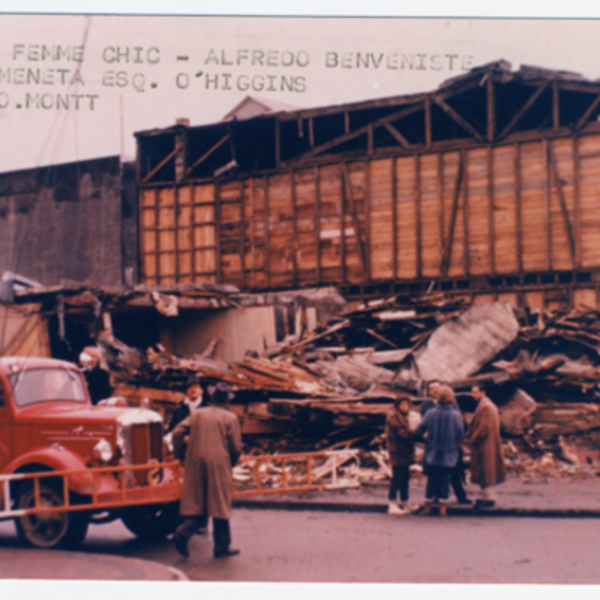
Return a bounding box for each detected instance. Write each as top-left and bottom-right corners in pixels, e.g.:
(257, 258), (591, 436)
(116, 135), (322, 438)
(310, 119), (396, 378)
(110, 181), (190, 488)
(121, 502), (180, 541)
(15, 483), (89, 549)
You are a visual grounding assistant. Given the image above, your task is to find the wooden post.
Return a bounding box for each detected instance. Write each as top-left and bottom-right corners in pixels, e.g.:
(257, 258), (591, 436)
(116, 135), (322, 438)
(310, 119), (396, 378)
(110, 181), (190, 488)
(365, 160), (372, 282)
(487, 75), (496, 142)
(344, 111), (350, 134)
(574, 135), (581, 269)
(315, 166), (322, 284)
(275, 118), (280, 167)
(367, 124), (374, 155)
(487, 146), (496, 274)
(215, 181), (222, 283)
(309, 117), (314, 148)
(392, 157), (398, 280)
(250, 178), (256, 288)
(264, 175), (271, 288)
(462, 148), (470, 276)
(515, 143), (523, 273)
(174, 185), (180, 282)
(291, 170), (298, 287)
(543, 138), (552, 271)
(438, 152), (445, 276)
(240, 180), (246, 290)
(553, 81), (560, 133)
(416, 155), (422, 279)
(190, 185), (197, 282)
(154, 188), (160, 284)
(340, 167), (347, 283)
(425, 97), (432, 148)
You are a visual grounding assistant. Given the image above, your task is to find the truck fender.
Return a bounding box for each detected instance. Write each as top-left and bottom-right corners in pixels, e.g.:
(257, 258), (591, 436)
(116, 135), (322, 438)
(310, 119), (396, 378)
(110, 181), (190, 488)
(3, 446), (95, 496)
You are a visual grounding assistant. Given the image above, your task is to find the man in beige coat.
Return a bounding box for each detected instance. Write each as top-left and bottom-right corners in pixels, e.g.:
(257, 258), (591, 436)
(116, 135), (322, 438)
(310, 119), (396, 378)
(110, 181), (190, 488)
(172, 382), (243, 558)
(468, 384), (506, 508)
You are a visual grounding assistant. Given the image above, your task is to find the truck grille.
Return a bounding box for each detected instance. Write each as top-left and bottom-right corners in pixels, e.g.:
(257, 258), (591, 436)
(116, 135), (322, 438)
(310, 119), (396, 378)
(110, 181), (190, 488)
(130, 422), (163, 485)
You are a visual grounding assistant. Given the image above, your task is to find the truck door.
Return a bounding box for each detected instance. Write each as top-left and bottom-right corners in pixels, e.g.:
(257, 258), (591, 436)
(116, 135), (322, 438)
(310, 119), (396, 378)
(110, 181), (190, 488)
(0, 378), (11, 471)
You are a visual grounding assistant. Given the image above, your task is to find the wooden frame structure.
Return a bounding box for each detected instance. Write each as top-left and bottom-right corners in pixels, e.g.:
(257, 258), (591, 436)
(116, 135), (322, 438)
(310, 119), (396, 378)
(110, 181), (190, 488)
(136, 61), (600, 307)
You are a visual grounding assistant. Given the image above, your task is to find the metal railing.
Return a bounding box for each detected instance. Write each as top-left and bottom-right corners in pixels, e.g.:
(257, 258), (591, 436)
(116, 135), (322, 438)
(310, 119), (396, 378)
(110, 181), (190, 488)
(0, 461), (182, 519)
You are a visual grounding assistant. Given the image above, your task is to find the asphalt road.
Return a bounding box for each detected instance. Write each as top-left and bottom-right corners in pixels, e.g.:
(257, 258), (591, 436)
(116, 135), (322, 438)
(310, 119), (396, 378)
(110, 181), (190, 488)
(1, 509), (600, 584)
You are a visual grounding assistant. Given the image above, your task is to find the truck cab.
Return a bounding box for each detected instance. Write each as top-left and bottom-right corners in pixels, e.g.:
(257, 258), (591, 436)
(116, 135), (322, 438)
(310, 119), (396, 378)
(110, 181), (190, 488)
(0, 357), (181, 548)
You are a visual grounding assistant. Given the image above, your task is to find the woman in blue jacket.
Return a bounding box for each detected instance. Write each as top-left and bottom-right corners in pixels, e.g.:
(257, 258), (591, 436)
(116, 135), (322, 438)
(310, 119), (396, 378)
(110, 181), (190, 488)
(414, 384), (464, 516)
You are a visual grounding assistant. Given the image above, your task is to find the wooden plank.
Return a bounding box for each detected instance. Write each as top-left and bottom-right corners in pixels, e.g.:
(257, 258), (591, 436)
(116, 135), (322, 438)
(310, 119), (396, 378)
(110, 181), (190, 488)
(309, 117), (314, 148)
(487, 146), (496, 273)
(463, 148), (470, 275)
(341, 163), (368, 275)
(344, 111), (350, 134)
(174, 185), (180, 281)
(154, 188), (160, 282)
(250, 178), (256, 288)
(190, 185), (197, 281)
(186, 135), (229, 176)
(548, 141), (576, 265)
(438, 152), (445, 262)
(368, 124), (374, 155)
(340, 166), (346, 283)
(441, 152), (464, 276)
(215, 181), (222, 283)
(432, 95), (485, 143)
(515, 143), (523, 273)
(499, 82), (550, 139)
(275, 119), (280, 167)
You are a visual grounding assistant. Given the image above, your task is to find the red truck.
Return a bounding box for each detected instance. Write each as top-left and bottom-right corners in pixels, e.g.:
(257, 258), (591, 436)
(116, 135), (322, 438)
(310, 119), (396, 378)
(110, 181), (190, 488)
(0, 357), (181, 549)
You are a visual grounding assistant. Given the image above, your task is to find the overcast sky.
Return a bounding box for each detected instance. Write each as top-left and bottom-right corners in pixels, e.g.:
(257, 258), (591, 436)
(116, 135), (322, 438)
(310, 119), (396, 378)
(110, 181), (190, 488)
(1, 15), (600, 171)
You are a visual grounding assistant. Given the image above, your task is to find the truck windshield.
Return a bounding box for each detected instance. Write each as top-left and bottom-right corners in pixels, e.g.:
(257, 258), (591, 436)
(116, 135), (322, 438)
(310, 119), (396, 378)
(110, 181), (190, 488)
(9, 367), (87, 406)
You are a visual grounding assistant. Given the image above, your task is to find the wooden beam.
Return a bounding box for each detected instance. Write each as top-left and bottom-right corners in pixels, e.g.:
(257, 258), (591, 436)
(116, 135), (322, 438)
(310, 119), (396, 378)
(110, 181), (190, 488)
(431, 95), (485, 143)
(515, 143), (523, 273)
(340, 167), (347, 283)
(548, 141), (576, 266)
(185, 135), (229, 177)
(142, 143), (183, 184)
(367, 124), (374, 155)
(344, 111), (350, 134)
(174, 185), (180, 282)
(301, 103), (423, 159)
(487, 145), (496, 274)
(275, 119), (281, 167)
(499, 82), (551, 140)
(487, 75), (495, 142)
(425, 97), (432, 148)
(309, 117), (314, 148)
(190, 185), (197, 282)
(553, 81), (560, 133)
(297, 116), (303, 138)
(441, 152), (464, 276)
(575, 93), (600, 131)
(438, 152), (445, 266)
(341, 163), (368, 275)
(154, 188), (160, 284)
(250, 178), (256, 288)
(462, 148), (470, 276)
(315, 166), (322, 284)
(383, 122), (411, 150)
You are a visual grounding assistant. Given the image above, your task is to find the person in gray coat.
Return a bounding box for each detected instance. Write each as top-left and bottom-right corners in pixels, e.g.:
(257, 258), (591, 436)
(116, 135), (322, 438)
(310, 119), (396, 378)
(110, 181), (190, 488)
(172, 382), (243, 558)
(414, 384), (464, 516)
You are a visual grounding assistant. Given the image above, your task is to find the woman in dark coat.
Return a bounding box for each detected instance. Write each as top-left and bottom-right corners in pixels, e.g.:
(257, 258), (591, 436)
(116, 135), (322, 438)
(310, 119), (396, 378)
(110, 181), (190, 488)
(385, 397), (416, 515)
(414, 385), (464, 516)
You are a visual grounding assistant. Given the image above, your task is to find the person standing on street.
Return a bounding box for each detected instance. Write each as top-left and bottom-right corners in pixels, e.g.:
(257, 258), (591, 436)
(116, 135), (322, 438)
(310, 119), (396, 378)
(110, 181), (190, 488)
(425, 381), (471, 506)
(166, 376), (205, 433)
(414, 384), (464, 516)
(386, 396), (417, 515)
(468, 384), (506, 508)
(172, 382), (243, 559)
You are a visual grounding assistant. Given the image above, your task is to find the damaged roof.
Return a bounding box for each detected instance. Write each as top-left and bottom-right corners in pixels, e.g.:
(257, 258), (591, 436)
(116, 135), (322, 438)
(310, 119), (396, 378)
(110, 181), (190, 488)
(136, 59), (600, 184)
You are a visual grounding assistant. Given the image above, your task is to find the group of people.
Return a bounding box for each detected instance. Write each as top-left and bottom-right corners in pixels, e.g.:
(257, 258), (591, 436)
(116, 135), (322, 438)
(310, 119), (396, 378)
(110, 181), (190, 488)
(386, 381), (505, 516)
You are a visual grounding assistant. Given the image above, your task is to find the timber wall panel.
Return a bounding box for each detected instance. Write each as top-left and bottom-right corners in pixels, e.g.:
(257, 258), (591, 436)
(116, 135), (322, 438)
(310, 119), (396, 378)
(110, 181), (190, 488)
(139, 131), (600, 295)
(369, 158), (394, 281)
(492, 145), (519, 274)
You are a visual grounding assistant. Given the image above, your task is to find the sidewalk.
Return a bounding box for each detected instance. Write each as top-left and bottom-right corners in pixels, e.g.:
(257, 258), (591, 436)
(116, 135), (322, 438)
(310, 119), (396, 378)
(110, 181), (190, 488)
(233, 473), (600, 517)
(0, 547), (188, 581)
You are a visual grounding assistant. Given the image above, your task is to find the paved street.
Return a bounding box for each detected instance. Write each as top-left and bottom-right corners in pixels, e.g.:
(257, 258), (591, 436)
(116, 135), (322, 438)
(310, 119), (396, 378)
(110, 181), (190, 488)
(2, 508), (600, 584)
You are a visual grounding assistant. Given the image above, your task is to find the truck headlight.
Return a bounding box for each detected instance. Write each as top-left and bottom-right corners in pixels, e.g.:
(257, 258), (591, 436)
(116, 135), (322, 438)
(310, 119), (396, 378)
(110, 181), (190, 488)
(93, 438), (114, 463)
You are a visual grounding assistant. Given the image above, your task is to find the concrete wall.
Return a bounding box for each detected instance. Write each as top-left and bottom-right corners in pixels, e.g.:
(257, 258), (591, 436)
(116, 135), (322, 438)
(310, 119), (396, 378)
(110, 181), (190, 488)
(0, 156), (137, 287)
